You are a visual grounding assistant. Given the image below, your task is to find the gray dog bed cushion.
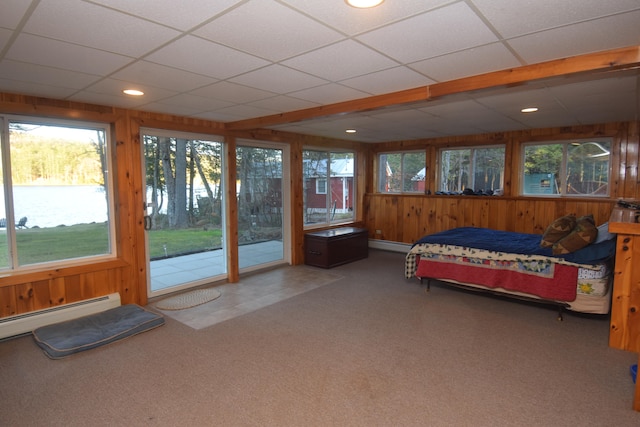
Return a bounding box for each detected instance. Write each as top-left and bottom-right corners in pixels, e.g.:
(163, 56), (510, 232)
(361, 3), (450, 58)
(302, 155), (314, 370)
(32, 304), (165, 359)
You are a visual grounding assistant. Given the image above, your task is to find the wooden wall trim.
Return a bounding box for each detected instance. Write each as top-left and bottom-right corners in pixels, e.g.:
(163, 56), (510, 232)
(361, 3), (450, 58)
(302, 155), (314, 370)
(224, 136), (240, 283)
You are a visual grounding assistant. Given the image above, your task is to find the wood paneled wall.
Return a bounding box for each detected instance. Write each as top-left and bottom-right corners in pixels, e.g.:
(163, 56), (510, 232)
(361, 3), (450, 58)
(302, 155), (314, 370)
(364, 121), (639, 243)
(364, 195), (616, 244)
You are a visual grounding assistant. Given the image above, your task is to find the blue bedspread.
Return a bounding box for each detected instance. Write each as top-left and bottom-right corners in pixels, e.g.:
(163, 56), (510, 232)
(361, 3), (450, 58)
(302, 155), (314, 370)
(412, 226), (616, 265)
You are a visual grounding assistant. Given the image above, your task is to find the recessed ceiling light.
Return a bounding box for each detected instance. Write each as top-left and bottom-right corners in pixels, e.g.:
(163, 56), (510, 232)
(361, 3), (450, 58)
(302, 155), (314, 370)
(521, 107), (538, 113)
(346, 129), (357, 134)
(345, 0), (384, 8)
(123, 89), (144, 96)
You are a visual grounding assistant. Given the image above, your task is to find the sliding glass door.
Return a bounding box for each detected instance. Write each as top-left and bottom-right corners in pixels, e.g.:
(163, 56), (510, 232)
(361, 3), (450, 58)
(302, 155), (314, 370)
(236, 141), (289, 270)
(142, 129), (227, 297)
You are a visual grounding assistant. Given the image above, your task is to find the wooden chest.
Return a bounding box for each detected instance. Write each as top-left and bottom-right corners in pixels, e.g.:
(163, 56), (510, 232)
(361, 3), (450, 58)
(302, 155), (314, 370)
(304, 227), (368, 268)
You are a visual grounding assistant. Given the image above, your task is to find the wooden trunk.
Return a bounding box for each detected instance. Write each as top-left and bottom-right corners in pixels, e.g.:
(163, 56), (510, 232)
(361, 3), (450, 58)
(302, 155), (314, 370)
(304, 227), (368, 268)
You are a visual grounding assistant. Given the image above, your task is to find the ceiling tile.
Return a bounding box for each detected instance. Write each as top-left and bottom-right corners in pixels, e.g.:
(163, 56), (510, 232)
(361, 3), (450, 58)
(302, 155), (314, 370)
(191, 81), (276, 104)
(194, 0), (344, 61)
(89, 0), (243, 31)
(473, 0), (640, 38)
(474, 86), (562, 115)
(191, 110), (247, 122)
(339, 66), (434, 95)
(409, 43), (521, 82)
(67, 91), (151, 109)
(514, 111), (580, 130)
(0, 0), (32, 29)
(288, 83), (370, 104)
(111, 61), (218, 93)
(0, 60), (101, 89)
(282, 39), (398, 81)
(357, 2), (499, 64)
(5, 33), (133, 75)
(248, 95), (320, 112)
(153, 93), (233, 111)
(0, 28), (14, 52)
(24, 0), (180, 57)
(0, 78), (77, 99)
(211, 103), (277, 120)
(279, 0), (452, 35)
(229, 64), (327, 94)
(366, 108), (434, 126)
(549, 75), (639, 123)
(82, 78), (178, 103)
(136, 102), (208, 117)
(145, 35), (270, 79)
(508, 10), (640, 64)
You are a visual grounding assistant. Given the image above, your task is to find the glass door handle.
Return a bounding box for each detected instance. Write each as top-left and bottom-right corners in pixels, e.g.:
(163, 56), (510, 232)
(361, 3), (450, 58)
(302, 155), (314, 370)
(144, 215), (152, 230)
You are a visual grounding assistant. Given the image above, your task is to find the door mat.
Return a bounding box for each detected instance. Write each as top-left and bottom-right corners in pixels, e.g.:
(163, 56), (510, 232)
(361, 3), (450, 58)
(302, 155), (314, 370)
(32, 304), (165, 359)
(155, 287), (222, 311)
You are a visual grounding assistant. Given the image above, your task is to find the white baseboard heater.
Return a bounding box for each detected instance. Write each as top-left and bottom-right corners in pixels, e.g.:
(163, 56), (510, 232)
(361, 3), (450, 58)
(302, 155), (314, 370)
(0, 292), (121, 340)
(368, 239), (411, 253)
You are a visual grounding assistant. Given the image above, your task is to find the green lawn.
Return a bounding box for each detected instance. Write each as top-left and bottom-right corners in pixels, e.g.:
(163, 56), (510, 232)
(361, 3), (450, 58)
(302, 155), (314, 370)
(0, 223), (223, 265)
(148, 227), (223, 259)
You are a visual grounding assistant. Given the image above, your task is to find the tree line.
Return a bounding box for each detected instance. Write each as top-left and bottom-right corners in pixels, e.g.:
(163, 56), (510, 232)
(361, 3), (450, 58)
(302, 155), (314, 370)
(9, 133), (105, 186)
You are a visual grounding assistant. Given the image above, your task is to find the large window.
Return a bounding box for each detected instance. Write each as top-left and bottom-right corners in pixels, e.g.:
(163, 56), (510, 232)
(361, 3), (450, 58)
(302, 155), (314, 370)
(522, 138), (611, 196)
(438, 145), (505, 193)
(378, 151), (426, 193)
(0, 117), (114, 270)
(303, 150), (355, 226)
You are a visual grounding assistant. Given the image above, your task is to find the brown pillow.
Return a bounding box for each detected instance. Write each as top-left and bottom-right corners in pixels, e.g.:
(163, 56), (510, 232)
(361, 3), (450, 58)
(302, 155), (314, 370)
(540, 214), (576, 248)
(552, 214), (598, 255)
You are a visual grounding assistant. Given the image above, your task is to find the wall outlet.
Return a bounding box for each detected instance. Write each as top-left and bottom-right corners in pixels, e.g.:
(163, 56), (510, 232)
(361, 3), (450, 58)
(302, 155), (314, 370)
(375, 229), (382, 234)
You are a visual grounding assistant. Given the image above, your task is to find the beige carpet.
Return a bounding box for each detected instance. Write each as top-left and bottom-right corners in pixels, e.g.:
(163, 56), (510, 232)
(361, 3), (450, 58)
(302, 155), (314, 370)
(155, 287), (222, 310)
(154, 265), (343, 330)
(1, 250), (640, 426)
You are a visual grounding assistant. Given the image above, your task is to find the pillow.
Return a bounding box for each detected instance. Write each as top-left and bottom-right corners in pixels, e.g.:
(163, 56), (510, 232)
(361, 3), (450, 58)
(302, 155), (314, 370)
(552, 214), (598, 255)
(593, 222), (615, 244)
(564, 222), (616, 264)
(540, 214), (577, 248)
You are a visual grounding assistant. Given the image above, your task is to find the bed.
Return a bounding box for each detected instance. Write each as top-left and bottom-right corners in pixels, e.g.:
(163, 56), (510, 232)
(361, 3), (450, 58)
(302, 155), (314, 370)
(405, 221), (616, 319)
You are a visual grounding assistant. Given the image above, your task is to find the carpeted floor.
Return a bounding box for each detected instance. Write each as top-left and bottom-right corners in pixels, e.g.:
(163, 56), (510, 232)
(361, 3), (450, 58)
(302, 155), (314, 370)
(1, 250), (639, 426)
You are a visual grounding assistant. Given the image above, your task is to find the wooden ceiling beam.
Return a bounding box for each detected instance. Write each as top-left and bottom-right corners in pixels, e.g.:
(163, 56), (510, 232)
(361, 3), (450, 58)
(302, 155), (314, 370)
(225, 45), (640, 131)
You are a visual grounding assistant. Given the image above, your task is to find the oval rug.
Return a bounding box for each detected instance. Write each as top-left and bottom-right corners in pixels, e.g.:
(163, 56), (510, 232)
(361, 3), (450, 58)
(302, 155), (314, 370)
(155, 287), (221, 311)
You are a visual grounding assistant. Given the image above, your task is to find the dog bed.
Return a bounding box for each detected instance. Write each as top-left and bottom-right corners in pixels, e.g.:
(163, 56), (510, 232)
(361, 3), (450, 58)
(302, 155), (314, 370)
(32, 304), (164, 359)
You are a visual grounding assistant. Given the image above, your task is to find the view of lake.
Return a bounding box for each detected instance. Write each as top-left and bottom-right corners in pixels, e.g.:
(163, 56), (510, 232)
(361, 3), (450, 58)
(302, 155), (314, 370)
(1, 186), (108, 228)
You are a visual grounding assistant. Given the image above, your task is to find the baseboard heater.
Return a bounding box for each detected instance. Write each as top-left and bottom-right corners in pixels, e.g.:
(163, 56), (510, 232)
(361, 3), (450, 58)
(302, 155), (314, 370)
(0, 293), (121, 340)
(368, 239), (411, 253)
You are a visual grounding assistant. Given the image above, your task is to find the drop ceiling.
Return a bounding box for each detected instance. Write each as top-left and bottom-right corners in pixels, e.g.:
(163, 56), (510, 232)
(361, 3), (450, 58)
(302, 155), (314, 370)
(0, 0), (639, 143)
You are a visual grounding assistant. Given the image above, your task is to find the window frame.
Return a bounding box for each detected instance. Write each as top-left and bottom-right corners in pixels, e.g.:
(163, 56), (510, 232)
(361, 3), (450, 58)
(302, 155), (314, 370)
(0, 114), (117, 272)
(437, 144), (505, 193)
(377, 150), (426, 194)
(520, 138), (612, 198)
